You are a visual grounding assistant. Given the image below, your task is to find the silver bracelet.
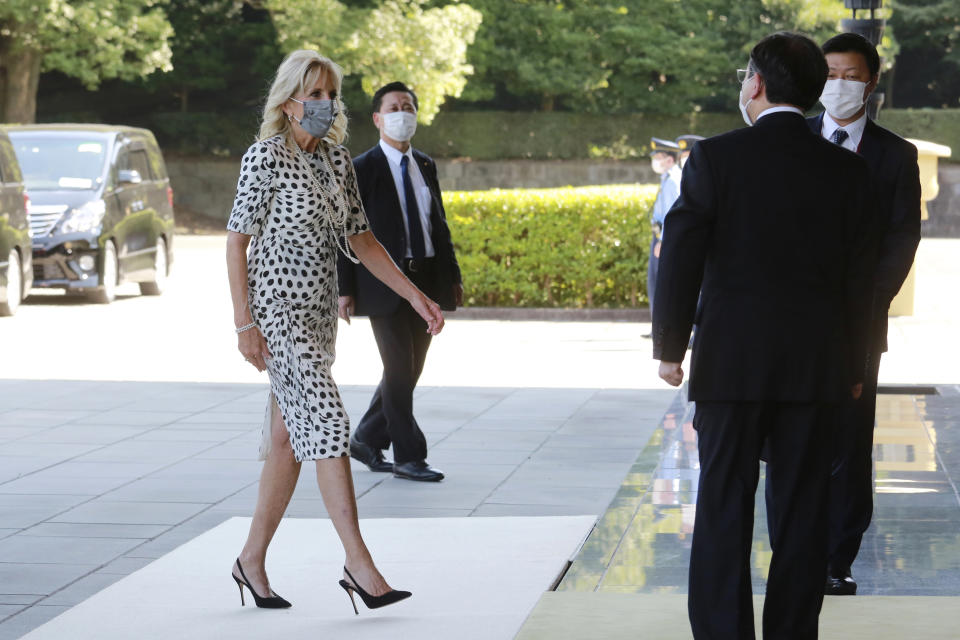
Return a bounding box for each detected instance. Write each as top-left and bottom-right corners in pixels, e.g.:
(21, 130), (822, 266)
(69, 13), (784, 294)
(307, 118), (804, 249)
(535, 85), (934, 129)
(235, 321), (257, 334)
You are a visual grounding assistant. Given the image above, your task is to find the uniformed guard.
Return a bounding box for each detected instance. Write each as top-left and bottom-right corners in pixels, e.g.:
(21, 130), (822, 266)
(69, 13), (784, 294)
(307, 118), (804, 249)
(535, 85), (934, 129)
(647, 137), (683, 325)
(675, 134), (705, 168)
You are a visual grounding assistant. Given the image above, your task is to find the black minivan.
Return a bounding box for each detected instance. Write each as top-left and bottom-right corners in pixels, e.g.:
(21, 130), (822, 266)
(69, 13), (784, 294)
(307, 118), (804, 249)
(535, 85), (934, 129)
(8, 124), (174, 303)
(0, 127), (33, 316)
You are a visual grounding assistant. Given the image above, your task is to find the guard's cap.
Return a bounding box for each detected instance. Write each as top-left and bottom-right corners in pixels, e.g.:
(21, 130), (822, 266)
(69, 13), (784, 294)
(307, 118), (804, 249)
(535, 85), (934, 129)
(675, 134), (705, 150)
(650, 137), (682, 157)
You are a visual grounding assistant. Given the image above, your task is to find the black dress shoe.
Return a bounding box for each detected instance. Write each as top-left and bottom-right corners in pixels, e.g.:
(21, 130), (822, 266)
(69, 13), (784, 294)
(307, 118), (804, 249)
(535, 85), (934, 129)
(393, 460), (444, 482)
(825, 566), (857, 595)
(349, 437), (394, 473)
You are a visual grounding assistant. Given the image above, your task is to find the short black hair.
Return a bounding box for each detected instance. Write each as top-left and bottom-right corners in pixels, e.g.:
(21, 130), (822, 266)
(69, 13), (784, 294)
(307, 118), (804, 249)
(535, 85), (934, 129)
(372, 82), (419, 113)
(822, 32), (881, 77)
(748, 32), (829, 112)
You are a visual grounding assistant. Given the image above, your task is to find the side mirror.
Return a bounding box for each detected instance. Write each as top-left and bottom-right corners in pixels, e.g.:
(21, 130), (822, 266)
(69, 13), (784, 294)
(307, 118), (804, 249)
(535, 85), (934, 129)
(118, 169), (142, 185)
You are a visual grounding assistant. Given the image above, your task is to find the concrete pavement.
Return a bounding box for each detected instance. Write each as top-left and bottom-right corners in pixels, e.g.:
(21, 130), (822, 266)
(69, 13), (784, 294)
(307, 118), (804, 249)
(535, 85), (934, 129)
(1, 235), (957, 638)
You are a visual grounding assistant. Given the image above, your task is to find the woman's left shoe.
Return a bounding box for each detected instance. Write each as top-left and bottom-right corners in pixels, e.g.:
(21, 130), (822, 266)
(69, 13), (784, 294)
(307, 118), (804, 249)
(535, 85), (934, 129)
(338, 566), (411, 614)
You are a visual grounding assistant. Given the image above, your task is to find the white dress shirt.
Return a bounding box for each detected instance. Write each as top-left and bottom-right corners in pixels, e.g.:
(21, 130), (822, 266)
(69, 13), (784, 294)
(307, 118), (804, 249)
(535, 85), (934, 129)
(756, 105), (805, 120)
(379, 139), (435, 258)
(820, 111), (867, 153)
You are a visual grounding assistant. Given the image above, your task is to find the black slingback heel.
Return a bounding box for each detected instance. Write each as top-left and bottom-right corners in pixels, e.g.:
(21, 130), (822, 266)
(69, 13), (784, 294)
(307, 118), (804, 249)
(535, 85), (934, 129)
(338, 566), (411, 614)
(232, 558), (292, 609)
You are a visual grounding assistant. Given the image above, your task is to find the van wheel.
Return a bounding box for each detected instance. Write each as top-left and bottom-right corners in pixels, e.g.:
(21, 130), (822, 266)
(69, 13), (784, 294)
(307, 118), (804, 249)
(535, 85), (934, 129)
(139, 237), (167, 296)
(0, 250), (22, 317)
(89, 240), (118, 304)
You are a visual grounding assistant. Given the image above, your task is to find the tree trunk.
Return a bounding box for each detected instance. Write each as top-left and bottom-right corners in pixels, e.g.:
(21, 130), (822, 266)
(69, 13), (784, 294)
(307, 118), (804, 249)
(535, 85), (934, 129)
(884, 64), (895, 110)
(0, 45), (42, 124)
(541, 93), (555, 111)
(180, 86), (189, 113)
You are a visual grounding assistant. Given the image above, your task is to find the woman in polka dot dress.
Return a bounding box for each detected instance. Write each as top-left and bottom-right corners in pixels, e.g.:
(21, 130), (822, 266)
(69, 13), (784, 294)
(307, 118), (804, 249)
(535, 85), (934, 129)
(225, 50), (443, 612)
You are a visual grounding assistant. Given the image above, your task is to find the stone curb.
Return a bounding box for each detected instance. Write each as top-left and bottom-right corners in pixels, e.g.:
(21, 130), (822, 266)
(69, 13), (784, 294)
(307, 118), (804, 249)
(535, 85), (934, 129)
(446, 307), (650, 322)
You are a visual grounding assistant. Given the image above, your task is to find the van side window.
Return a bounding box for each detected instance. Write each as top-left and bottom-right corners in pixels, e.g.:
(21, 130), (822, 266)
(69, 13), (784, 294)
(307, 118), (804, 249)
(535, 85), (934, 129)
(145, 145), (167, 180)
(130, 150), (153, 181)
(116, 150), (130, 177)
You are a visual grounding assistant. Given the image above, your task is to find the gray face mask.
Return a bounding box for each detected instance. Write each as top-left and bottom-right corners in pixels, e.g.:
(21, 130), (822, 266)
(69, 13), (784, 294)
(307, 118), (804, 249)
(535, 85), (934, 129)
(289, 98), (337, 139)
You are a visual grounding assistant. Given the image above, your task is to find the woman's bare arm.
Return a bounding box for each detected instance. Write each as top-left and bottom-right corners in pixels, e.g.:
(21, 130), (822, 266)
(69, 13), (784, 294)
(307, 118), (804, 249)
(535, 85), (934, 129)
(226, 231), (272, 370)
(346, 231), (444, 334)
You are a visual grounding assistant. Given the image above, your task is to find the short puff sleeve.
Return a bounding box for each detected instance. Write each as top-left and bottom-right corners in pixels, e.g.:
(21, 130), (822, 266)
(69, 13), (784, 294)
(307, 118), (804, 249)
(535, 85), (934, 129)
(336, 146), (369, 237)
(227, 140), (276, 236)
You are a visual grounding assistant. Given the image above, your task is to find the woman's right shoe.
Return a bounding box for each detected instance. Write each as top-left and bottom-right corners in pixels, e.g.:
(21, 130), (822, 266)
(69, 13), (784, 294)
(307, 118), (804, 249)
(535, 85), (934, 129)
(232, 558), (292, 608)
(338, 566), (411, 615)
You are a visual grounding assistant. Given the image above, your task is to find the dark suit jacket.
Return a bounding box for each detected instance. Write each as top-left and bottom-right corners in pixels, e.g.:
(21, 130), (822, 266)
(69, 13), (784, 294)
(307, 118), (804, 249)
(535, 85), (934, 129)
(653, 112), (876, 403)
(808, 114), (921, 354)
(338, 144), (461, 316)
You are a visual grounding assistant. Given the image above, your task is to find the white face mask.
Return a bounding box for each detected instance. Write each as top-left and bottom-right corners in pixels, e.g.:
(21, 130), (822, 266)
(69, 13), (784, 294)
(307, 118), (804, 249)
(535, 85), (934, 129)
(819, 78), (869, 120)
(739, 76), (755, 127)
(382, 111), (418, 141)
(651, 158), (665, 175)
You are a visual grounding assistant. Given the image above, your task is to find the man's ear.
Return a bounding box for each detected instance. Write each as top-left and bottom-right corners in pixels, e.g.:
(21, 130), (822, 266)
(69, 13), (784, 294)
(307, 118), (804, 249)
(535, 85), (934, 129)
(865, 74), (880, 97)
(750, 73), (765, 101)
(372, 112), (382, 129)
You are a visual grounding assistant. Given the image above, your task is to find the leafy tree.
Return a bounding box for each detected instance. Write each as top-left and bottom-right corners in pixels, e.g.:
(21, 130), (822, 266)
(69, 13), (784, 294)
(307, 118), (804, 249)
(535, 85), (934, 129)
(888, 0), (960, 108)
(0, 0), (173, 123)
(459, 0), (848, 114)
(456, 0), (611, 111)
(141, 0), (283, 113)
(269, 0), (482, 122)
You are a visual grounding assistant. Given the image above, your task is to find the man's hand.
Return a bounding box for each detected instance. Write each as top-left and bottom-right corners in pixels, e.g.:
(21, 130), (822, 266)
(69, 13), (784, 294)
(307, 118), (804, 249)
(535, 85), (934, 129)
(653, 241), (662, 259)
(659, 361), (684, 387)
(453, 283), (464, 307)
(338, 295), (354, 324)
(851, 383), (863, 400)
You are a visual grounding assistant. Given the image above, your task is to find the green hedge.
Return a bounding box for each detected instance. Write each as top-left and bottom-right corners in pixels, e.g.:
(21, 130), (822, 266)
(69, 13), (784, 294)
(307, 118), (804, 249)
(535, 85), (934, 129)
(447, 185), (659, 308)
(874, 109), (960, 161)
(126, 108), (960, 161)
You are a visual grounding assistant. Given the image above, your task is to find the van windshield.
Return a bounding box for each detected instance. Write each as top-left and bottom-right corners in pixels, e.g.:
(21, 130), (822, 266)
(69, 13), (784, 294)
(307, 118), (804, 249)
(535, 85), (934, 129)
(9, 133), (110, 191)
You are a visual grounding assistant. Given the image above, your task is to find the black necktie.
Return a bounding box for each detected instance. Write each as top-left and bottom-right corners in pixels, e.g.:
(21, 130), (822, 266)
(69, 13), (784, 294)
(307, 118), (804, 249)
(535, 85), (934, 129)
(832, 128), (849, 146)
(400, 155), (425, 259)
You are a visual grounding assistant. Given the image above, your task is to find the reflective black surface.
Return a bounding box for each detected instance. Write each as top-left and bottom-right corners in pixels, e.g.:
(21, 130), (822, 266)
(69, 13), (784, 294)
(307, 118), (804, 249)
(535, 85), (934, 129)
(561, 388), (960, 595)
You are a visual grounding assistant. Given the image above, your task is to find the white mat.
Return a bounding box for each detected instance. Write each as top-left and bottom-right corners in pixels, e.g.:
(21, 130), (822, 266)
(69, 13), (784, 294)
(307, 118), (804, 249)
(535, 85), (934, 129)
(21, 516), (595, 640)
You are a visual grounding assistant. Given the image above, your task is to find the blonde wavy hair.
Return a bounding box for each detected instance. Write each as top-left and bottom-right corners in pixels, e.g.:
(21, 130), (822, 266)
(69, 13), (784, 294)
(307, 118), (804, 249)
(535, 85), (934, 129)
(258, 49), (348, 147)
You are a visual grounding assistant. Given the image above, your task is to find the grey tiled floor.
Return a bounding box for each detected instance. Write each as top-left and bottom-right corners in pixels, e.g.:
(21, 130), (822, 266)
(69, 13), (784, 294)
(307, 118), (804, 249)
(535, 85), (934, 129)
(0, 379), (674, 639)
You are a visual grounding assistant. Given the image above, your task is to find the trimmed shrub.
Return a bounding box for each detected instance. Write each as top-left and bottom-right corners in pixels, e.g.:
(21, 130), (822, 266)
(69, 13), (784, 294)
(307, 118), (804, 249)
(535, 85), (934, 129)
(446, 184), (659, 308)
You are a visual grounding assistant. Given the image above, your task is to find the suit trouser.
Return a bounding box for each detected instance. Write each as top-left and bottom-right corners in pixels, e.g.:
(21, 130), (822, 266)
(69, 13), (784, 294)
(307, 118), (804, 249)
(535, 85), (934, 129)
(689, 402), (833, 640)
(354, 294), (432, 465)
(827, 352), (882, 571)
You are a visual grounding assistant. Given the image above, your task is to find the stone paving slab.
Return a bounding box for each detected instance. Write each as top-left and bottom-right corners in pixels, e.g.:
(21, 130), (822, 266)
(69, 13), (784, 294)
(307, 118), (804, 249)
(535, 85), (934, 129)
(0, 380), (674, 638)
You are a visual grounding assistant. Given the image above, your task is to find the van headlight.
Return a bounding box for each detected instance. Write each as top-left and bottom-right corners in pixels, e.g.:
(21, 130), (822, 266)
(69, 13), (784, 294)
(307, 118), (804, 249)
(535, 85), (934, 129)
(60, 200), (106, 234)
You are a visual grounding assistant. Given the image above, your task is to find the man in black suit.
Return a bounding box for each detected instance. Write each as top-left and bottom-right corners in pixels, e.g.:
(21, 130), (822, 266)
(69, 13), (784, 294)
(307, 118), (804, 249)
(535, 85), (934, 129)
(653, 32), (876, 639)
(338, 82), (462, 482)
(810, 33), (921, 596)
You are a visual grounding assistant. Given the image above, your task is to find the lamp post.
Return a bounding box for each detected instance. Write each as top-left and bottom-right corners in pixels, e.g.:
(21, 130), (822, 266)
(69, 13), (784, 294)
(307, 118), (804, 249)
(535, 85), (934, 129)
(841, 0), (885, 119)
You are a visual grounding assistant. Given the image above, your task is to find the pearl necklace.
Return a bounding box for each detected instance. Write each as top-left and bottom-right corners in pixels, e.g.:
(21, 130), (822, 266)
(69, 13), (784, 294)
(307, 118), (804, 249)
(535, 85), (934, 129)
(294, 142), (359, 264)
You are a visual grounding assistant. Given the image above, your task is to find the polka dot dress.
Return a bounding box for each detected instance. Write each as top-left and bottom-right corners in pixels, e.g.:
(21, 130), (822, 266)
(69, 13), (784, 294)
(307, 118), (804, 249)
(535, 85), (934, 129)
(227, 135), (369, 462)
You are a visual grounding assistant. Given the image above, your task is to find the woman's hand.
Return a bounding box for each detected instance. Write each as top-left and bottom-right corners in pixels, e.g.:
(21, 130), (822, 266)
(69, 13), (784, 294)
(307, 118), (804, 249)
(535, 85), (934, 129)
(347, 231), (444, 335)
(409, 292), (444, 335)
(238, 327), (272, 372)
